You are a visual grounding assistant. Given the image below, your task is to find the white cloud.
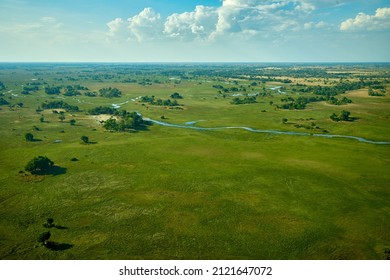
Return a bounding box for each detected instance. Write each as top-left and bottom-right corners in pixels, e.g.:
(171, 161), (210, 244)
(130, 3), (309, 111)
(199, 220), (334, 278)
(107, 18), (125, 34)
(164, 5), (217, 39)
(304, 21), (326, 30)
(340, 7), (390, 31)
(106, 8), (162, 42)
(128, 7), (162, 41)
(106, 1), (334, 43)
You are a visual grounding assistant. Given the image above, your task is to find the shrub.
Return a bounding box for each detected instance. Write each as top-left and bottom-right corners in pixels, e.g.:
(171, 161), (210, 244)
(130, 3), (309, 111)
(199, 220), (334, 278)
(25, 132), (34, 142)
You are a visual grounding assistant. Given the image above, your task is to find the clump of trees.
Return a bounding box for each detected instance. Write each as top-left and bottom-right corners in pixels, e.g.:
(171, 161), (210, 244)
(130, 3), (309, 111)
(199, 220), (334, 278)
(170, 92), (183, 99)
(99, 87), (121, 98)
(231, 96), (257, 105)
(330, 110), (353, 122)
(213, 84), (247, 93)
(84, 91), (97, 97)
(368, 86), (386, 96)
(88, 106), (117, 115)
(41, 101), (79, 112)
(141, 95), (181, 107)
(0, 97), (10, 105)
(0, 81), (5, 90)
(277, 96), (325, 110)
(103, 111), (149, 132)
(25, 156), (54, 174)
(327, 96), (352, 105)
(45, 86), (61, 95)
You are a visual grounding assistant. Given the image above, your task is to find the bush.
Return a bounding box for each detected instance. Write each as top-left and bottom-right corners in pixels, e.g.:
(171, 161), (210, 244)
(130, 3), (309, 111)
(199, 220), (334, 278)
(81, 136), (89, 144)
(43, 218), (55, 228)
(25, 132), (34, 142)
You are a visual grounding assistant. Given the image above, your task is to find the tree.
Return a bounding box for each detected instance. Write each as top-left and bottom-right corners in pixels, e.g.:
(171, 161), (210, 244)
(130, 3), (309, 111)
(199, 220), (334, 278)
(40, 116), (45, 123)
(282, 118), (288, 124)
(25, 132), (34, 142)
(43, 218), (55, 228)
(81, 136), (89, 144)
(38, 231), (51, 244)
(330, 110), (352, 122)
(25, 156), (54, 174)
(170, 92), (183, 99)
(69, 119), (76, 126)
(340, 110), (350, 121)
(59, 114), (65, 122)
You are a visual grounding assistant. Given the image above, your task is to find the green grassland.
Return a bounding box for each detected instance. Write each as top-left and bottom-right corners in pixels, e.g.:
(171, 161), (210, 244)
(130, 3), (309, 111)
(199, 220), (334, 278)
(0, 63), (389, 260)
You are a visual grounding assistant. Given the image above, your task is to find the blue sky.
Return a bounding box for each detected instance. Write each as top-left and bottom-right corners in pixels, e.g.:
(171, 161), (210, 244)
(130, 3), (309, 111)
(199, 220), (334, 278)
(0, 0), (389, 62)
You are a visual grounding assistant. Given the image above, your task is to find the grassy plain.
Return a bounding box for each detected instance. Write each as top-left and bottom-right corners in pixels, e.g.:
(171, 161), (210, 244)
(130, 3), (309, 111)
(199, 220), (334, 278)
(0, 64), (389, 259)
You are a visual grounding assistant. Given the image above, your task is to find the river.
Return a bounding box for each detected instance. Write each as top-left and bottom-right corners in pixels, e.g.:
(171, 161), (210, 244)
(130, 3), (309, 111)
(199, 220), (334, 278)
(144, 118), (390, 145)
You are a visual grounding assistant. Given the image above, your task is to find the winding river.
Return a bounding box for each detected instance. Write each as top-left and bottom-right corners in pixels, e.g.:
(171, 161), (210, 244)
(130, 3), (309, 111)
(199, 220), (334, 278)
(145, 119), (390, 145)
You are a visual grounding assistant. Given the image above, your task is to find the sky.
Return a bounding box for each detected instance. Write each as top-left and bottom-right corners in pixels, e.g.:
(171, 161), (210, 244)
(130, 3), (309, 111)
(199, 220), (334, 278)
(0, 0), (389, 62)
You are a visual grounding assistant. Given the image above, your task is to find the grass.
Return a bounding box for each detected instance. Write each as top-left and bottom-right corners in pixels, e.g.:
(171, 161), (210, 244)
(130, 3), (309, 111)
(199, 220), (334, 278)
(0, 64), (389, 260)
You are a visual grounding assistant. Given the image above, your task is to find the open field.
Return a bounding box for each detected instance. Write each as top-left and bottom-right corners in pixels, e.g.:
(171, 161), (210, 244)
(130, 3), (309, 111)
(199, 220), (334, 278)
(0, 63), (389, 260)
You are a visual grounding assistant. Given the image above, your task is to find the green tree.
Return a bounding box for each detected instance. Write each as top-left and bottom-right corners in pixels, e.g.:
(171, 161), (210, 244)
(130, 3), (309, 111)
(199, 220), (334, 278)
(70, 119), (76, 126)
(81, 136), (89, 144)
(340, 110), (350, 121)
(38, 231), (51, 245)
(43, 218), (55, 228)
(170, 92), (183, 99)
(59, 114), (65, 122)
(282, 118), (288, 124)
(25, 132), (34, 142)
(25, 156), (54, 174)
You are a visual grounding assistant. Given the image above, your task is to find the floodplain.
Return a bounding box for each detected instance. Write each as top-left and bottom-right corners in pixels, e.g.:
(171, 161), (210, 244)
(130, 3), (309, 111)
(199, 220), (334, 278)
(0, 63), (389, 259)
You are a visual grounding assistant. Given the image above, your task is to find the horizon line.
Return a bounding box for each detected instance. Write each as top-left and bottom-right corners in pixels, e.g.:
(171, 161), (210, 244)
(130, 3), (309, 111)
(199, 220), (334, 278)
(1, 61), (390, 64)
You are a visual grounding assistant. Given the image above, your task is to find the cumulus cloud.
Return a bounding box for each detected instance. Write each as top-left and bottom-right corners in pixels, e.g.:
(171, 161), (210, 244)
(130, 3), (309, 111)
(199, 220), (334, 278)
(340, 7), (390, 31)
(107, 8), (162, 41)
(107, 18), (126, 36)
(128, 7), (162, 41)
(164, 5), (217, 39)
(107, 0), (335, 42)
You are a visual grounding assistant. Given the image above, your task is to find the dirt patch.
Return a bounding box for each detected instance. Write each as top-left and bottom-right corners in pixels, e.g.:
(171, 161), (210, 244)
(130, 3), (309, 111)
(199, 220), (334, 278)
(89, 114), (117, 123)
(346, 89), (369, 98)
